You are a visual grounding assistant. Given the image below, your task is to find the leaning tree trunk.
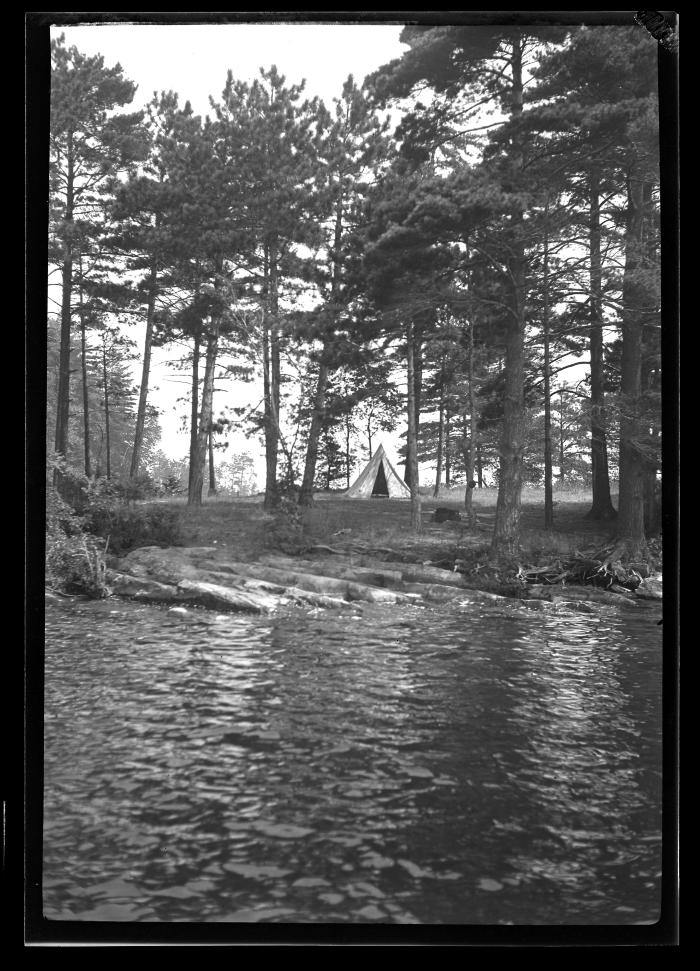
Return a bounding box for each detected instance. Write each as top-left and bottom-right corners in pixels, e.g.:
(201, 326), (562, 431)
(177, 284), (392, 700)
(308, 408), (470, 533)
(54, 131), (74, 480)
(130, 256), (158, 480)
(189, 320), (220, 506)
(616, 175), (648, 555)
(491, 37), (526, 556)
(406, 319), (422, 532)
(586, 174), (617, 520)
(299, 358), (329, 506)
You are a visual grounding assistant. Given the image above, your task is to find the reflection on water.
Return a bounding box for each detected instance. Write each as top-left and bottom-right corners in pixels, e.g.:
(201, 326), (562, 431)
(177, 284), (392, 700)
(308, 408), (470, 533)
(43, 597), (662, 924)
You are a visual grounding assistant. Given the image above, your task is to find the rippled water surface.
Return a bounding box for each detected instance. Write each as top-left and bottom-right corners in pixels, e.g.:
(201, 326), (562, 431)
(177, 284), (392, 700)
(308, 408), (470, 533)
(43, 597), (662, 925)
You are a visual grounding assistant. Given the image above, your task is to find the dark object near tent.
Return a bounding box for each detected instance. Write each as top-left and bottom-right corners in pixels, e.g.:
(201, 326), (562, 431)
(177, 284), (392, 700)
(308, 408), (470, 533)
(344, 444), (411, 499)
(433, 507), (461, 523)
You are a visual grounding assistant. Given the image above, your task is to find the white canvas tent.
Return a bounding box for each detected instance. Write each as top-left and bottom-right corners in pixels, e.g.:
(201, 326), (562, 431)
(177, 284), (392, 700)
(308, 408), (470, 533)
(344, 444), (411, 499)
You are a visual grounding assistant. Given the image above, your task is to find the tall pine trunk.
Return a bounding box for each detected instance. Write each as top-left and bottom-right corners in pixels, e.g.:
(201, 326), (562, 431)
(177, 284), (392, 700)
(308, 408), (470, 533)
(616, 175), (647, 554)
(433, 359), (446, 498)
(464, 322), (478, 523)
(299, 192), (344, 506)
(491, 37), (526, 555)
(189, 320), (220, 506)
(102, 337), (111, 480)
(444, 407), (451, 487)
(130, 256), (158, 479)
(78, 264), (91, 479)
(263, 239), (281, 509)
(54, 131), (74, 479)
(542, 210), (554, 529)
(404, 331), (422, 488)
(586, 174), (617, 520)
(559, 391), (566, 482)
(208, 426), (217, 496)
(406, 319), (422, 532)
(187, 326), (201, 500)
(345, 415), (352, 489)
(476, 443), (484, 488)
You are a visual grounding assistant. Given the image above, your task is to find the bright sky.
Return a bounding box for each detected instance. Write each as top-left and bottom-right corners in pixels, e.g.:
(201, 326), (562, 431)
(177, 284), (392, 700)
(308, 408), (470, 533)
(54, 22), (409, 482)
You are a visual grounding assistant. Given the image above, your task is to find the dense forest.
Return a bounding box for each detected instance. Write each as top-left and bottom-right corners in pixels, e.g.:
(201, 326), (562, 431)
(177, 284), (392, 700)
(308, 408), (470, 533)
(47, 25), (662, 557)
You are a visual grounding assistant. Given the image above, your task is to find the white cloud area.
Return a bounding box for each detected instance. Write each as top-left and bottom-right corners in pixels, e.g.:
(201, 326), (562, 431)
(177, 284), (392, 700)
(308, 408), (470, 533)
(54, 22), (409, 483)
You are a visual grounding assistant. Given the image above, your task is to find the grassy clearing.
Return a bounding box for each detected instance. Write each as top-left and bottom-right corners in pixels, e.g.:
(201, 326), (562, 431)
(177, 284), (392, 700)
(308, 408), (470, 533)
(137, 487), (620, 563)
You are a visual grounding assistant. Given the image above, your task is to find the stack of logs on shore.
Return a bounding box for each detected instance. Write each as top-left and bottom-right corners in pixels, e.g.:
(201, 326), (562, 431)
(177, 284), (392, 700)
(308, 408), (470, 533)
(96, 541), (662, 614)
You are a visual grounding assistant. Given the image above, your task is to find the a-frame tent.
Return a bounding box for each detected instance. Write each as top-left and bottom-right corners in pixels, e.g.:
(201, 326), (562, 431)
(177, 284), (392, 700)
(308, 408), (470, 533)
(344, 443), (411, 499)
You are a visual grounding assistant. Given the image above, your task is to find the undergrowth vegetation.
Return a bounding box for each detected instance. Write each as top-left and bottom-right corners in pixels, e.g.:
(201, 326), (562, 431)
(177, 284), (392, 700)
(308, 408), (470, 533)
(47, 459), (184, 595)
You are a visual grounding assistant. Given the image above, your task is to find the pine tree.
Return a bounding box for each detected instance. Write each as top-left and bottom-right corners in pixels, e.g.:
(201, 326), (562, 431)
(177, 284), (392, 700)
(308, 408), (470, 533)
(49, 34), (146, 478)
(212, 67), (327, 508)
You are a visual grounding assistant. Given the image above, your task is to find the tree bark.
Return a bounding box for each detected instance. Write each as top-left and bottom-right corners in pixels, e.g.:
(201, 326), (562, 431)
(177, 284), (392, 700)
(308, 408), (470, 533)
(406, 319), (422, 532)
(130, 256), (158, 479)
(491, 36), (526, 555)
(102, 336), (111, 480)
(299, 186), (344, 505)
(299, 358), (329, 505)
(208, 425), (217, 496)
(404, 330), (422, 487)
(189, 320), (220, 506)
(54, 131), (74, 476)
(187, 325), (201, 499)
(444, 407), (451, 487)
(433, 358), (446, 498)
(542, 209), (553, 529)
(586, 173), (617, 520)
(345, 414), (352, 489)
(263, 239), (281, 509)
(78, 262), (91, 479)
(616, 175), (648, 553)
(464, 322), (478, 523)
(558, 390), (565, 483)
(476, 442), (484, 488)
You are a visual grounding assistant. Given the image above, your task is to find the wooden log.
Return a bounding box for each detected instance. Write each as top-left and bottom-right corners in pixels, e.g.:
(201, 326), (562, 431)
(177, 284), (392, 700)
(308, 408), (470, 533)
(259, 554), (404, 587)
(349, 555), (467, 588)
(188, 558), (418, 605)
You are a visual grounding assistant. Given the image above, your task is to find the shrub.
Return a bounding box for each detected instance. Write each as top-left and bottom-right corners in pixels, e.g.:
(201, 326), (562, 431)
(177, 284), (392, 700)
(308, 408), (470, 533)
(84, 502), (183, 556)
(46, 486), (111, 597)
(263, 495), (305, 554)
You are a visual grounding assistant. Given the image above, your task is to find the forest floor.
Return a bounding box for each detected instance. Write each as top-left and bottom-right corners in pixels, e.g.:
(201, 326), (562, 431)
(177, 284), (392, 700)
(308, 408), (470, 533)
(97, 488), (662, 609)
(148, 488), (657, 585)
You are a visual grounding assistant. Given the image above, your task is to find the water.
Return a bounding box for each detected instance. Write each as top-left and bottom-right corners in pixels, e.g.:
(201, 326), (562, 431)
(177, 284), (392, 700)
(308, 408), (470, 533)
(43, 596), (663, 925)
